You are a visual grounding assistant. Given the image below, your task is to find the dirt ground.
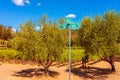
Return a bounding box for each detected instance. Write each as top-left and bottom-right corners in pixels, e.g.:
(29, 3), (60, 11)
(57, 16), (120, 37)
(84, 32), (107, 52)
(0, 61), (120, 80)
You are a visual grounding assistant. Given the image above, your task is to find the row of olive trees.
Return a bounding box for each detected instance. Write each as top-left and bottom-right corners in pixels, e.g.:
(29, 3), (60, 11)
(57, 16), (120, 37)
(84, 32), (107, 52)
(78, 11), (120, 72)
(9, 15), (68, 74)
(9, 11), (120, 73)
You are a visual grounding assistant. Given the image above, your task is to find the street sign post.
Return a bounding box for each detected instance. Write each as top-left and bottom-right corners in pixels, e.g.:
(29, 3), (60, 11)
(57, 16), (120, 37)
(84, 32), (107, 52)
(60, 18), (80, 80)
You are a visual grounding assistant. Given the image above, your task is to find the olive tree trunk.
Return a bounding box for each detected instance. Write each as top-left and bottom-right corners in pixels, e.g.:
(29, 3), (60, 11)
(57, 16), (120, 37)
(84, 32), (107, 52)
(39, 60), (53, 75)
(104, 55), (116, 72)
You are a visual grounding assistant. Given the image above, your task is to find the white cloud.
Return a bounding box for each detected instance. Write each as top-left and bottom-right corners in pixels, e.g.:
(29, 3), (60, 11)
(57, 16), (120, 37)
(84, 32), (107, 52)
(12, 0), (30, 6)
(35, 26), (43, 30)
(37, 3), (41, 6)
(25, 0), (30, 4)
(12, 28), (17, 32)
(65, 14), (76, 18)
(36, 26), (40, 30)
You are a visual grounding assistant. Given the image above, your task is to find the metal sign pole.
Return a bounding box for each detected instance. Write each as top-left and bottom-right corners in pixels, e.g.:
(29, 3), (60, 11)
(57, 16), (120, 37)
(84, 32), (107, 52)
(68, 28), (71, 80)
(60, 17), (79, 80)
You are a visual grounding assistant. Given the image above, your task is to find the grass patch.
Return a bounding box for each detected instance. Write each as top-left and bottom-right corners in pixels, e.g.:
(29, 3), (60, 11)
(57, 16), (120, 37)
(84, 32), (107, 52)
(0, 49), (22, 60)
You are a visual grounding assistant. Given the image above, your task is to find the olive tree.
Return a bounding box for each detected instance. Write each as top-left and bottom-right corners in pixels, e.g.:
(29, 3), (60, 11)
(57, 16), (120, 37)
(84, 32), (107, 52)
(78, 11), (120, 72)
(10, 16), (67, 74)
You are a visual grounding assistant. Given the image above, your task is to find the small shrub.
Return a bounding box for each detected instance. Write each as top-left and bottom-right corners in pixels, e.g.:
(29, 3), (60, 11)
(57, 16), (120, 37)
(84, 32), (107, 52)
(0, 49), (22, 60)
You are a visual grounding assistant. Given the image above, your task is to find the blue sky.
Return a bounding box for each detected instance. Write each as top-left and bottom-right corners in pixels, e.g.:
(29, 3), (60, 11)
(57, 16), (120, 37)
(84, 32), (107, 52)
(0, 0), (120, 30)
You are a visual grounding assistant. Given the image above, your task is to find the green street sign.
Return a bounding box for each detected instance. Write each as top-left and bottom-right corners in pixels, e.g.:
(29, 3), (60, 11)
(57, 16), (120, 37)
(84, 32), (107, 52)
(59, 18), (80, 30)
(64, 18), (74, 24)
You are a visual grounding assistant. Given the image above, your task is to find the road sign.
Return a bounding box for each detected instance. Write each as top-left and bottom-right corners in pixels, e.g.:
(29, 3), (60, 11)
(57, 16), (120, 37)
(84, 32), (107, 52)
(59, 18), (80, 30)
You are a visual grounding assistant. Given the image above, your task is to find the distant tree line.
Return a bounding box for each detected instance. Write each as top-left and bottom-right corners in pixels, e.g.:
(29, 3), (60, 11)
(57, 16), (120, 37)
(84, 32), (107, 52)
(0, 24), (14, 40)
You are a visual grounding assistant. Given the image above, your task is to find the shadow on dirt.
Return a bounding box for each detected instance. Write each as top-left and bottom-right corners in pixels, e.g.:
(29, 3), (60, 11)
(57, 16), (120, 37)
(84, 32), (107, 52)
(13, 68), (59, 78)
(66, 66), (111, 80)
(88, 60), (101, 65)
(114, 57), (120, 62)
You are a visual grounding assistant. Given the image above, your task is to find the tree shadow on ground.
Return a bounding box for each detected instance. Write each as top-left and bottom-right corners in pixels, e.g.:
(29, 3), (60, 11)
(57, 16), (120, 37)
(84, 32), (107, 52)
(66, 66), (111, 80)
(114, 57), (120, 62)
(13, 68), (59, 78)
(88, 60), (101, 65)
